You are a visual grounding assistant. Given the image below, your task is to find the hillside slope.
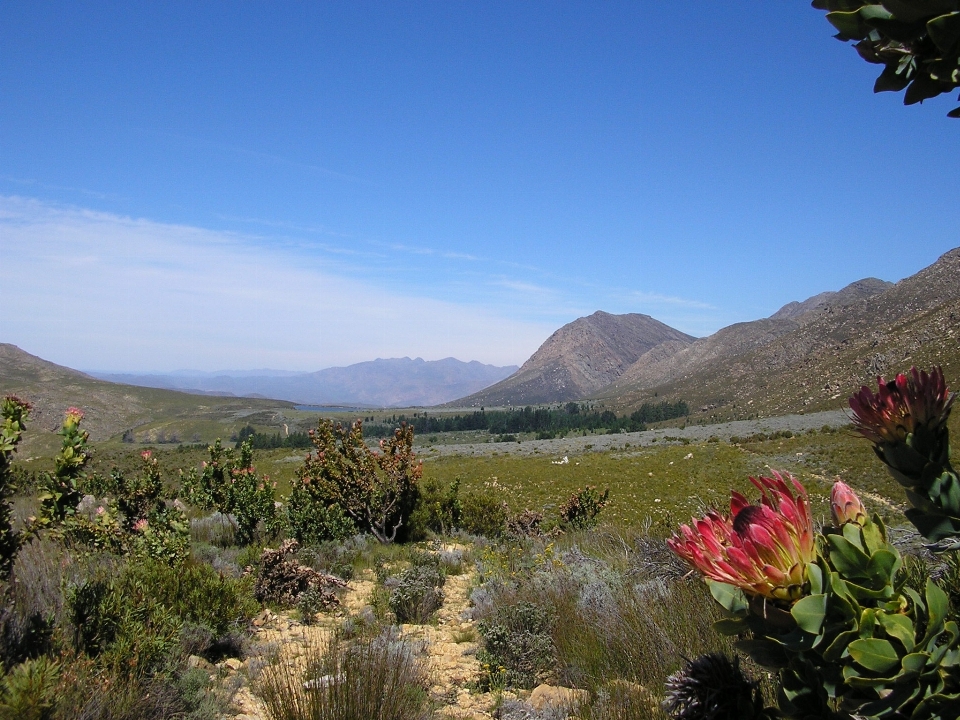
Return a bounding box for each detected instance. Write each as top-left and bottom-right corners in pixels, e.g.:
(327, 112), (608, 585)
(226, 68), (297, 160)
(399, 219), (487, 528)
(0, 344), (295, 441)
(599, 249), (960, 420)
(451, 311), (695, 407)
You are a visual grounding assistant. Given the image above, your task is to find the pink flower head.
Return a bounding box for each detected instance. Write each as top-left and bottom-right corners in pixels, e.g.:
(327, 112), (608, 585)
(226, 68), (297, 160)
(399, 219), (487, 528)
(141, 450), (152, 460)
(65, 407), (84, 424)
(849, 366), (954, 444)
(96, 506), (105, 516)
(831, 481), (867, 526)
(669, 472), (816, 602)
(133, 518), (149, 532)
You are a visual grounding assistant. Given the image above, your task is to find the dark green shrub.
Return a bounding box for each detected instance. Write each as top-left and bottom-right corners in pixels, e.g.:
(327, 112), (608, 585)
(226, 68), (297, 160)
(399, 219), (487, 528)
(285, 485), (356, 546)
(68, 557), (255, 675)
(0, 656), (61, 720)
(460, 488), (508, 538)
(67, 576), (181, 678)
(123, 559), (257, 638)
(407, 477), (462, 538)
(477, 602), (554, 689)
(559, 486), (610, 530)
(0, 396), (31, 580)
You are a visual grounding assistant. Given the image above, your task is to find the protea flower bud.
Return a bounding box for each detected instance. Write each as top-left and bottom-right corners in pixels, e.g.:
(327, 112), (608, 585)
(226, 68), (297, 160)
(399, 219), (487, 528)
(669, 472), (815, 601)
(831, 481), (867, 526)
(64, 407), (84, 425)
(849, 366), (954, 445)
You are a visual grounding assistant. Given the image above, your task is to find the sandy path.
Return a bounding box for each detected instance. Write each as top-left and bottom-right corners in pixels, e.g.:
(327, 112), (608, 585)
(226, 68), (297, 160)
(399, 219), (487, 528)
(226, 555), (513, 720)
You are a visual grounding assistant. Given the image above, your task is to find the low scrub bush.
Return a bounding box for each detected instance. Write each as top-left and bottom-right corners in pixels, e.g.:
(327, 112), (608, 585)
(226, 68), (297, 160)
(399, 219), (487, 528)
(387, 553), (446, 624)
(477, 601), (554, 690)
(68, 576), (181, 678)
(122, 559), (257, 639)
(67, 556), (257, 674)
(255, 631), (433, 720)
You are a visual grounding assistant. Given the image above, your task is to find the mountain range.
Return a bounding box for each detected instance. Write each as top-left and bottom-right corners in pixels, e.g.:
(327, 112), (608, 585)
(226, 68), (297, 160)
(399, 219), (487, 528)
(598, 248), (959, 420)
(464, 248), (957, 423)
(4, 247), (959, 439)
(91, 357), (518, 408)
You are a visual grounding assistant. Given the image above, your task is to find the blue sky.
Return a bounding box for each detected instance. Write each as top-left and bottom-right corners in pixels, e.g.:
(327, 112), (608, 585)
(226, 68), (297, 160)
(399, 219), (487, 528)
(2, 2), (959, 372)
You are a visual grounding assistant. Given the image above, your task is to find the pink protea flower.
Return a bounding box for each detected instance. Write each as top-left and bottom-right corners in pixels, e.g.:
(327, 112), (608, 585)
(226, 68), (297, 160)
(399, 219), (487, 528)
(65, 407), (84, 423)
(133, 518), (149, 532)
(831, 481), (867, 526)
(669, 472), (816, 602)
(141, 450), (152, 460)
(849, 366), (954, 445)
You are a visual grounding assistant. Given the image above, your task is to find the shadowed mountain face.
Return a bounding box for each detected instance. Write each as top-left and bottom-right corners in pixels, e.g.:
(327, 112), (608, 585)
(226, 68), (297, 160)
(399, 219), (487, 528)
(93, 357), (519, 408)
(598, 248), (960, 419)
(451, 311), (696, 407)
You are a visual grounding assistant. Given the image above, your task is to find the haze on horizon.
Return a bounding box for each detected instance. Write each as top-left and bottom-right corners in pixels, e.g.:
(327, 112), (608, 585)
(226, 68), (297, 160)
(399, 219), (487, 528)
(2, 3), (959, 374)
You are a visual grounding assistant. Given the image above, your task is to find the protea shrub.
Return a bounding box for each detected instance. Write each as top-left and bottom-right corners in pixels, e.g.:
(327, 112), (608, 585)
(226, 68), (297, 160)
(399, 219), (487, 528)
(850, 366), (960, 545)
(670, 462), (960, 717)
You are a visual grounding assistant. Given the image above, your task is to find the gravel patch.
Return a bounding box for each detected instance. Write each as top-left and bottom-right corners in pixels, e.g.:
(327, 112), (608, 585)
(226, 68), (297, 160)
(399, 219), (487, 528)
(418, 409), (851, 460)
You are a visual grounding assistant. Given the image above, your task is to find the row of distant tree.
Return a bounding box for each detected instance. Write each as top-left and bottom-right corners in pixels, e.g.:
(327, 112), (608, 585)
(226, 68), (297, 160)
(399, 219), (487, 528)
(362, 400), (689, 438)
(232, 399), (689, 447)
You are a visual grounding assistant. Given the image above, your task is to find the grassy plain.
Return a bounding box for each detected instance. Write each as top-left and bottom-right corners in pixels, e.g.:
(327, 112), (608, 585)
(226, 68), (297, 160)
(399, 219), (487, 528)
(31, 406), (954, 538)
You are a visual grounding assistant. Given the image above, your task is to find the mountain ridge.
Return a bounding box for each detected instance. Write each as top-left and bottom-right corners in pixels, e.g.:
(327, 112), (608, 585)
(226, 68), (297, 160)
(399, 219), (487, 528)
(450, 311), (695, 407)
(597, 248), (960, 420)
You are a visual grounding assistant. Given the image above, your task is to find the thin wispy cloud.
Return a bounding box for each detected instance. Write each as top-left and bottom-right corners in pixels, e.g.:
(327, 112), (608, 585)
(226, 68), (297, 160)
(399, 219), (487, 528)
(158, 130), (365, 183)
(214, 213), (355, 238)
(627, 291), (715, 310)
(0, 195), (553, 372)
(1, 175), (119, 202)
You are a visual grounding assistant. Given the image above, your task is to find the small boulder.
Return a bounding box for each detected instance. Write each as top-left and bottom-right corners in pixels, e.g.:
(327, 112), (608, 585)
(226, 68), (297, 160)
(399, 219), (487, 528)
(529, 684), (588, 712)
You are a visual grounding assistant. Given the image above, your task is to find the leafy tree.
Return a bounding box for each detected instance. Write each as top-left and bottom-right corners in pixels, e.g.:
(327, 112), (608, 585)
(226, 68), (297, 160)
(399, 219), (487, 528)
(814, 1), (960, 116)
(296, 420), (422, 543)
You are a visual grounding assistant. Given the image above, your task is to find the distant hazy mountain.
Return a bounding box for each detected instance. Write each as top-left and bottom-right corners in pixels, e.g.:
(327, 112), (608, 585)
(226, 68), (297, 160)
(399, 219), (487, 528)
(450, 311), (695, 407)
(92, 357), (519, 407)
